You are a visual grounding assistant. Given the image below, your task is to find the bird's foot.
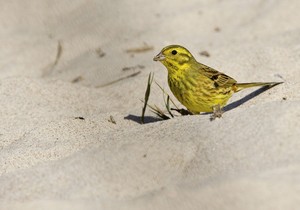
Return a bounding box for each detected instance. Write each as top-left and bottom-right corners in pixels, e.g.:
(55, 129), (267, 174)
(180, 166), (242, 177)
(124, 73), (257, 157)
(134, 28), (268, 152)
(210, 105), (224, 121)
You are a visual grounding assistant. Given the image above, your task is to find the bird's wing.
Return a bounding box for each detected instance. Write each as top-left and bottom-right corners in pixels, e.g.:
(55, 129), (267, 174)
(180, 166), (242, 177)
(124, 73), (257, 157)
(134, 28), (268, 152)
(199, 64), (237, 87)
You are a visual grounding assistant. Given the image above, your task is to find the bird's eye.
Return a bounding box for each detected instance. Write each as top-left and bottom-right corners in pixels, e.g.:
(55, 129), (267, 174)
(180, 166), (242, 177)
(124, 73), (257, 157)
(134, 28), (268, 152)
(171, 50), (177, 55)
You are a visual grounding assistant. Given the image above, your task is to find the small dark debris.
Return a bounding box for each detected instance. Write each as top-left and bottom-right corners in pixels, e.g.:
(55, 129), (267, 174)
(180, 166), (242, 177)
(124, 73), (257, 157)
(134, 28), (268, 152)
(214, 27), (221, 32)
(199, 51), (210, 57)
(143, 154), (147, 158)
(108, 115), (116, 124)
(75, 117), (85, 120)
(48, 34), (54, 39)
(72, 76), (84, 83)
(95, 48), (106, 58)
(125, 44), (154, 54)
(274, 74), (284, 80)
(122, 65), (145, 71)
(282, 97), (287, 100)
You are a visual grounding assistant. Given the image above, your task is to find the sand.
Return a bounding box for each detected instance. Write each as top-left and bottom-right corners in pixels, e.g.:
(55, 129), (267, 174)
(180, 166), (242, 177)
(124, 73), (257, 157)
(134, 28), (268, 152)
(1, 0), (300, 209)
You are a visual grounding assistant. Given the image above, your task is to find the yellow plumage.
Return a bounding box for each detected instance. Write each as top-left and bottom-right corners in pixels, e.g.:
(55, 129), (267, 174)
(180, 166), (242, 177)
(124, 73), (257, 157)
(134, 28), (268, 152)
(153, 45), (282, 116)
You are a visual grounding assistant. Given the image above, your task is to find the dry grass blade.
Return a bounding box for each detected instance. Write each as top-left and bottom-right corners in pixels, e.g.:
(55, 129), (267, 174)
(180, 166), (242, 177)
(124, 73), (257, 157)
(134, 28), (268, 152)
(154, 81), (179, 109)
(148, 104), (170, 120)
(155, 81), (192, 116)
(54, 40), (63, 66)
(140, 99), (171, 120)
(141, 72), (154, 123)
(140, 76), (191, 123)
(96, 71), (141, 88)
(166, 95), (174, 118)
(171, 108), (192, 115)
(125, 44), (154, 54)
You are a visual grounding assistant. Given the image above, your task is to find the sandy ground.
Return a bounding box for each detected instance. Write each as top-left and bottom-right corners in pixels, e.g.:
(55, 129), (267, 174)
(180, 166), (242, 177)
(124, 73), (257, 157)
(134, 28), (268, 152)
(1, 0), (300, 209)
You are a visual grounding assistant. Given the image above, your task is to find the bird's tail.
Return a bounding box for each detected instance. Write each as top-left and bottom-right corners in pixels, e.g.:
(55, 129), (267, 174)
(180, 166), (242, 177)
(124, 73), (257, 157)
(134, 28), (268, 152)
(234, 82), (283, 92)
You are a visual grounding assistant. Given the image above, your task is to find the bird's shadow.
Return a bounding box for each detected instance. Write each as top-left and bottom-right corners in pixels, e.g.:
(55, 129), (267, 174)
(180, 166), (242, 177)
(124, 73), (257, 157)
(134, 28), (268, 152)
(223, 84), (279, 112)
(124, 114), (163, 124)
(125, 84), (280, 124)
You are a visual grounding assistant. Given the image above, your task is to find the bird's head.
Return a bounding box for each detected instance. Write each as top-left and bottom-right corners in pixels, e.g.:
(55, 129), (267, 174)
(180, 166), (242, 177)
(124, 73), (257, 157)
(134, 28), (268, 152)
(153, 45), (195, 73)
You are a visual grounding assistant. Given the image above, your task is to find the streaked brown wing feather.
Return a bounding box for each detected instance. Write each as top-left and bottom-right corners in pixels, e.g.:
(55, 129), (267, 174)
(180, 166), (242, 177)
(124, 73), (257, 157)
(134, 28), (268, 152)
(200, 64), (237, 87)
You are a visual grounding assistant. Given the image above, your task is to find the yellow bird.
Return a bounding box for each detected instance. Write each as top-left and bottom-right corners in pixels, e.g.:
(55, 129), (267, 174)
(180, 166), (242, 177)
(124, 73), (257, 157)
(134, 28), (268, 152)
(153, 45), (282, 118)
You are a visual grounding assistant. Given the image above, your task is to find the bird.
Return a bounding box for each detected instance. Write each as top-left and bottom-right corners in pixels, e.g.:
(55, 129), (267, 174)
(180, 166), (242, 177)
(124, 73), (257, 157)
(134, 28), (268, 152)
(153, 45), (282, 119)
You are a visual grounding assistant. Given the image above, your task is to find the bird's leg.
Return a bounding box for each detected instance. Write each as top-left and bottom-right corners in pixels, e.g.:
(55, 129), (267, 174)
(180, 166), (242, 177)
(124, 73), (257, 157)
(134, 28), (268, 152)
(210, 104), (224, 120)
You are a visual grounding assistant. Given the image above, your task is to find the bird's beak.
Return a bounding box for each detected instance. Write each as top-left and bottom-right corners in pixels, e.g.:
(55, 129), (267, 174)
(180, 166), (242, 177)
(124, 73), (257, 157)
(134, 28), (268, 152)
(153, 52), (165, 61)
